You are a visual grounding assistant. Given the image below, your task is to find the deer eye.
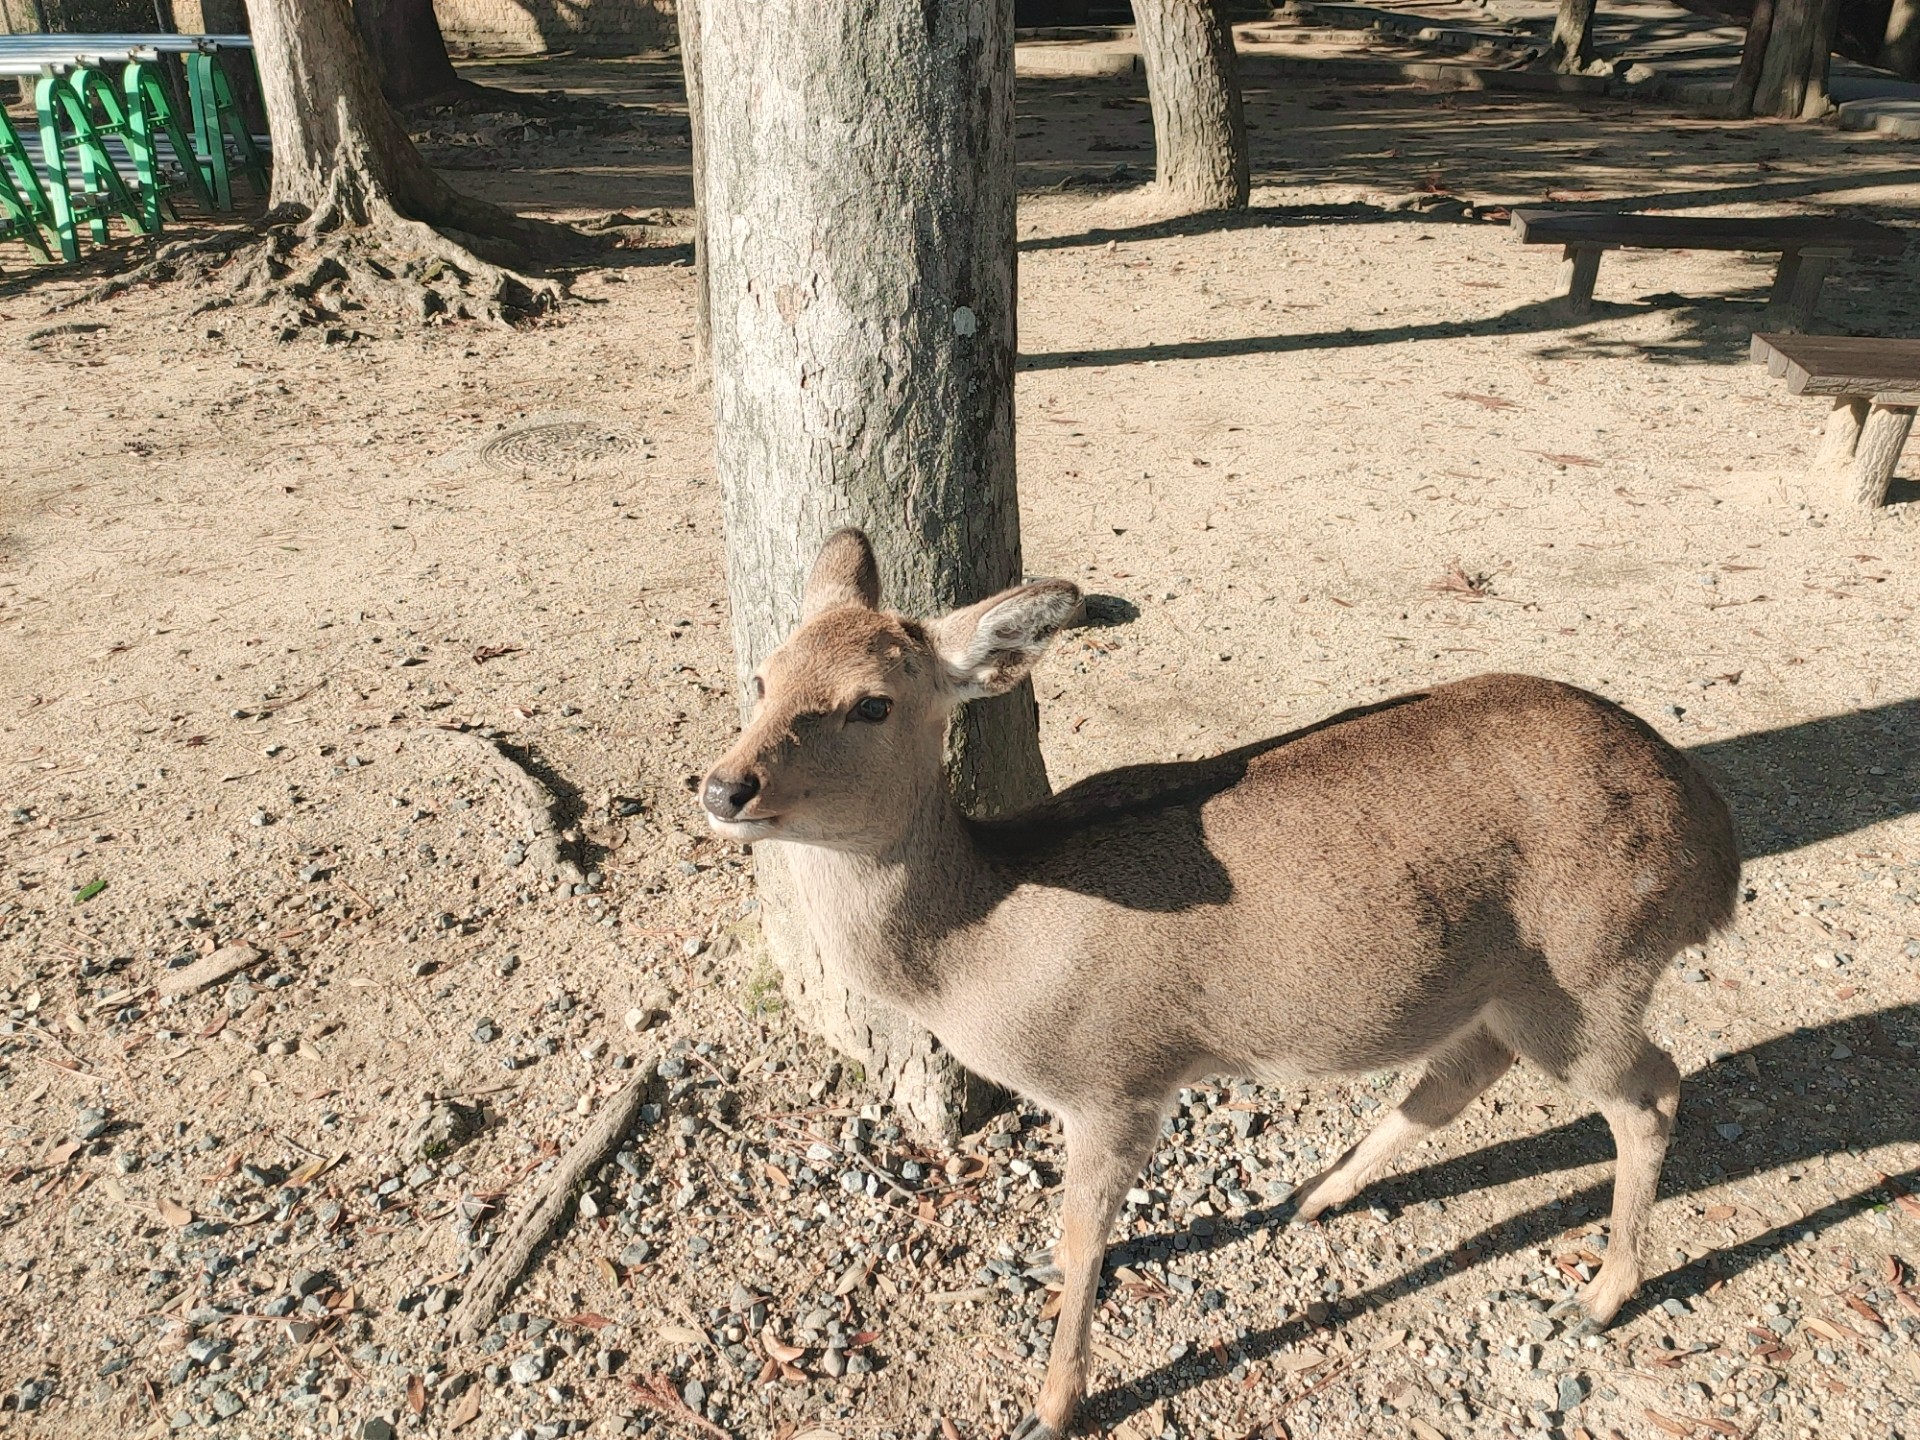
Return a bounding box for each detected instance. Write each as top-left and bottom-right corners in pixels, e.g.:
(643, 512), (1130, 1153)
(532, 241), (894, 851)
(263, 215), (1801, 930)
(752, 675), (765, 700)
(851, 696), (892, 724)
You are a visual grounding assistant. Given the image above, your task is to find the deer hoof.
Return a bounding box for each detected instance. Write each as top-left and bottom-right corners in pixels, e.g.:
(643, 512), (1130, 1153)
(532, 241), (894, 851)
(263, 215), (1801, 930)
(1009, 1411), (1057, 1440)
(1267, 1188), (1303, 1225)
(1546, 1294), (1603, 1337)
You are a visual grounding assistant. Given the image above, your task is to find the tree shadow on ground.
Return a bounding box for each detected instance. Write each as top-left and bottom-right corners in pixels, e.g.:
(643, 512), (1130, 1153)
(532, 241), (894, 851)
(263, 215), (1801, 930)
(1018, 292), (1768, 372)
(1691, 697), (1920, 861)
(1070, 695), (1920, 1427)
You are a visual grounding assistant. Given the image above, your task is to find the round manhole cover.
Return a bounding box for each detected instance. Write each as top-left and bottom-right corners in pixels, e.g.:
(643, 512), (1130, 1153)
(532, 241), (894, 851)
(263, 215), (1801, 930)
(478, 419), (644, 478)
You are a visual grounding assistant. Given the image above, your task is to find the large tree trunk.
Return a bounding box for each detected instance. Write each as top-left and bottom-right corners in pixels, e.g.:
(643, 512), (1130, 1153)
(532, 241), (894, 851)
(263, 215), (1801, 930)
(1133, 0), (1249, 212)
(1881, 0), (1920, 77)
(352, 0), (466, 110)
(696, 0), (1039, 1145)
(1544, 0), (1599, 72)
(1753, 0), (1840, 117)
(678, 0), (711, 371)
(1729, 0), (1776, 115)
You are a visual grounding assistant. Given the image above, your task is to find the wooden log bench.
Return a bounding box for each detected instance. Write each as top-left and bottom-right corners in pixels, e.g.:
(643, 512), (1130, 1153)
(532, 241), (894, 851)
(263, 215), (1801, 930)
(1511, 210), (1909, 331)
(1751, 333), (1920, 508)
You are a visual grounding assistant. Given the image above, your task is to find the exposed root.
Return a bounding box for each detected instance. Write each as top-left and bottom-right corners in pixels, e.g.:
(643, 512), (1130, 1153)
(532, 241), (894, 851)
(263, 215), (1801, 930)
(448, 1074), (653, 1343)
(82, 190), (585, 334)
(409, 725), (586, 888)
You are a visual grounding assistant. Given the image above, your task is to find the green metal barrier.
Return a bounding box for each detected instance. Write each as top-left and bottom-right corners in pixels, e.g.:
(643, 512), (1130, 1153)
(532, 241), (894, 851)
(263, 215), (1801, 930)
(0, 35), (265, 265)
(0, 108), (54, 262)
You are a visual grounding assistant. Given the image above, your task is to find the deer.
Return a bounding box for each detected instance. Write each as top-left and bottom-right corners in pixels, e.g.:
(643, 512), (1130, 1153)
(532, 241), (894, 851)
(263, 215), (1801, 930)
(701, 529), (1740, 1440)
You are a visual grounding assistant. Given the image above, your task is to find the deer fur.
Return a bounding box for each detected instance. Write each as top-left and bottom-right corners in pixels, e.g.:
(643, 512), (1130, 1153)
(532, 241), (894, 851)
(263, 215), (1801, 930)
(702, 529), (1740, 1439)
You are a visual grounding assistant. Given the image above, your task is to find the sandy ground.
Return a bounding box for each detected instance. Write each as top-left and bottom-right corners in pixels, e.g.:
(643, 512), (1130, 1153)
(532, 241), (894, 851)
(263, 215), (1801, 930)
(2, 49), (1919, 1440)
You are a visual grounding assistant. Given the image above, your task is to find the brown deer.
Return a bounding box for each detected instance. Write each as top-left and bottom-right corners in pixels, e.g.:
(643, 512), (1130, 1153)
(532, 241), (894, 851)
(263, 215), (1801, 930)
(701, 529), (1740, 1440)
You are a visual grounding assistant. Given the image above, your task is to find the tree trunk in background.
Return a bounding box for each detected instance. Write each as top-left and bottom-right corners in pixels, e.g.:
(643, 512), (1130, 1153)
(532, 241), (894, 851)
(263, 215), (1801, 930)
(1754, 0), (1839, 117)
(1544, 0), (1599, 72)
(677, 0), (711, 370)
(353, 0), (466, 109)
(696, 0), (1037, 1146)
(1729, 0), (1776, 115)
(1134, 0), (1249, 211)
(1883, 0), (1920, 78)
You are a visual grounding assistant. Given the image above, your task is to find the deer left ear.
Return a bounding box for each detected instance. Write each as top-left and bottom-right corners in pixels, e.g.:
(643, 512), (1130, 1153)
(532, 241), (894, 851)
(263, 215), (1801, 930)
(930, 580), (1082, 700)
(802, 528), (883, 619)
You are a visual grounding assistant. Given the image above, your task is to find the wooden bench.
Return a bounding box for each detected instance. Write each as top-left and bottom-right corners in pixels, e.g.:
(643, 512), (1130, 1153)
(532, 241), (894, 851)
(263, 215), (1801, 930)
(1751, 333), (1920, 508)
(1511, 210), (1909, 331)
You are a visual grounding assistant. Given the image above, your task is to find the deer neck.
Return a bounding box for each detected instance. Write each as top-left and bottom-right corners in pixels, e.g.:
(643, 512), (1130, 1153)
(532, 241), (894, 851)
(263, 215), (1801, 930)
(779, 779), (989, 1016)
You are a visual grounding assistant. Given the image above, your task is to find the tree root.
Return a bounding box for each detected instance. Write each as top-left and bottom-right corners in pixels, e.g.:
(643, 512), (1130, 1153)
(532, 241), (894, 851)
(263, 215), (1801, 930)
(82, 196), (584, 333)
(448, 1074), (652, 1343)
(409, 725), (586, 888)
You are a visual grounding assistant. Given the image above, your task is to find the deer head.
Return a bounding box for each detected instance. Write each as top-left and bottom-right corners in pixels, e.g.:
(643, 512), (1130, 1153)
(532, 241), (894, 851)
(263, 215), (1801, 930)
(701, 529), (1081, 852)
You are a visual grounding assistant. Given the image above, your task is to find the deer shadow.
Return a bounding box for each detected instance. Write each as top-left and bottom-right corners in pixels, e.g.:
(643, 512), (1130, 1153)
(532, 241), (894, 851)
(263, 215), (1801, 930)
(1084, 1000), (1920, 1428)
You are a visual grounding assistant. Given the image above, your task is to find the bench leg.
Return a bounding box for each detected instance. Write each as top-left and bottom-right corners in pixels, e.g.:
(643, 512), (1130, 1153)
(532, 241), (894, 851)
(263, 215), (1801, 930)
(1558, 244), (1602, 316)
(1812, 396), (1868, 475)
(1766, 250), (1832, 332)
(1849, 403), (1913, 509)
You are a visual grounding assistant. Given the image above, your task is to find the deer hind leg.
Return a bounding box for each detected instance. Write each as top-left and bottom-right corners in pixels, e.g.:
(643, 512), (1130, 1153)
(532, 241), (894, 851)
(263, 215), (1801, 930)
(1014, 1110), (1160, 1440)
(1553, 1035), (1681, 1331)
(1291, 1025), (1515, 1223)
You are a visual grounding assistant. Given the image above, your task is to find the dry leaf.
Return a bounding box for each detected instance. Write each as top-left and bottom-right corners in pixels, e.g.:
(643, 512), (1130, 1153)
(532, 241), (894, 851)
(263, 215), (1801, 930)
(1274, 1346), (1326, 1373)
(1409, 1421), (1450, 1440)
(563, 1312), (612, 1330)
(596, 1256), (620, 1288)
(1804, 1316), (1848, 1343)
(157, 1197), (193, 1227)
(45, 1140), (83, 1168)
(406, 1375), (426, 1416)
(1704, 1204), (1736, 1222)
(448, 1385), (480, 1429)
(761, 1326), (805, 1364)
(1642, 1411), (1694, 1437)
(658, 1323), (706, 1349)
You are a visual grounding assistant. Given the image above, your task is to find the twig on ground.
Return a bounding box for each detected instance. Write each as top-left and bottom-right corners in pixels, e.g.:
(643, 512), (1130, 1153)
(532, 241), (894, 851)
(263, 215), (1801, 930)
(448, 1074), (651, 1342)
(410, 726), (585, 887)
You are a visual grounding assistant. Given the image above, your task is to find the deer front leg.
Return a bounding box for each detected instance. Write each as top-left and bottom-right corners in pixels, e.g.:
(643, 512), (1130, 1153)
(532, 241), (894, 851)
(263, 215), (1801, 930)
(1012, 1114), (1158, 1440)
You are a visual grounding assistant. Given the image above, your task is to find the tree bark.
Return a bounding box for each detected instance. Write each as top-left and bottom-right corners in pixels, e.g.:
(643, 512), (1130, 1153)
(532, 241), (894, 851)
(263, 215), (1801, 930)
(1133, 0), (1249, 212)
(352, 0), (467, 110)
(1544, 0), (1599, 73)
(677, 0), (711, 371)
(1729, 0), (1775, 116)
(1883, 0), (1920, 78)
(1754, 0), (1839, 118)
(696, 0), (1039, 1145)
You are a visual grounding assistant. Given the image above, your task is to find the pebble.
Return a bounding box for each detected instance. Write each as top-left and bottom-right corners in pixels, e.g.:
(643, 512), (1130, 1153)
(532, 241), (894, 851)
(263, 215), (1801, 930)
(508, 1351), (551, 1384)
(1556, 1374), (1587, 1412)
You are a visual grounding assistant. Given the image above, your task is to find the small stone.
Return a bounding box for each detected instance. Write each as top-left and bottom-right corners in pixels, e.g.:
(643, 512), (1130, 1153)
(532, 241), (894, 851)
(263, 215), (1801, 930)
(360, 1422), (395, 1440)
(1556, 1374), (1587, 1412)
(1715, 1122), (1744, 1141)
(821, 1347), (847, 1378)
(1678, 968), (1707, 984)
(508, 1350), (551, 1385)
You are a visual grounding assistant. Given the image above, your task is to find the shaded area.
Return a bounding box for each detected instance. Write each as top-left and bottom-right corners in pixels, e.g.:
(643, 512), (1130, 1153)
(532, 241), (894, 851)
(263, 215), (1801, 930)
(1018, 292), (1771, 371)
(1690, 696), (1920, 859)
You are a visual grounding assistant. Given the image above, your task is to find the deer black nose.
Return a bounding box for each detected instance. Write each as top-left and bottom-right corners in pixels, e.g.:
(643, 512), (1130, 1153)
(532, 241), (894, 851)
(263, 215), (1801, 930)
(703, 771), (760, 820)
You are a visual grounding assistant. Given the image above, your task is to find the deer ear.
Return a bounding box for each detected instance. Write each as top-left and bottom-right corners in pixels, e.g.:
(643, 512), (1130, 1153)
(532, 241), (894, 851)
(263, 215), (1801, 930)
(801, 528), (882, 619)
(930, 580), (1082, 700)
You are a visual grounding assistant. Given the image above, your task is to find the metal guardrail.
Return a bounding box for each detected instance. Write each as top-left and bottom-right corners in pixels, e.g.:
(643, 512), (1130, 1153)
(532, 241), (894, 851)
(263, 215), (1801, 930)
(0, 33), (264, 264)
